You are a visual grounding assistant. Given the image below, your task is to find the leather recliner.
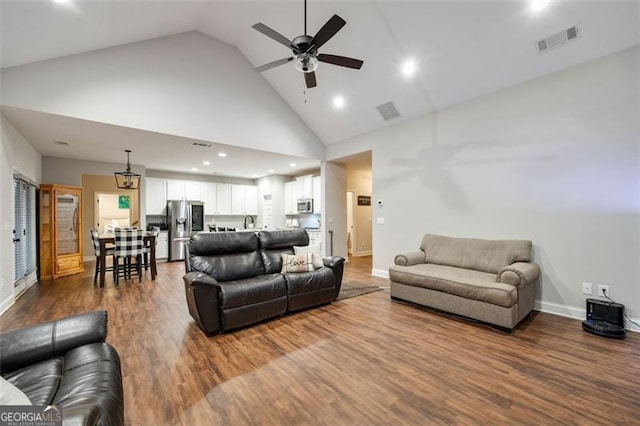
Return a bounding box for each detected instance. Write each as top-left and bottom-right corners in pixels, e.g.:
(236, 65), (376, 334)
(0, 311), (124, 426)
(183, 229), (345, 335)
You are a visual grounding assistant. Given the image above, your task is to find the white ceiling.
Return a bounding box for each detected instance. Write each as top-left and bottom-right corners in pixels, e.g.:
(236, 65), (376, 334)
(1, 0), (639, 176)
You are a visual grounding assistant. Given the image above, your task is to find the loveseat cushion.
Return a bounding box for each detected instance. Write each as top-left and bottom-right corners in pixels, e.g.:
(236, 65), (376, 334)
(219, 273), (287, 309)
(285, 267), (335, 294)
(188, 232), (264, 281)
(420, 234), (532, 274)
(53, 342), (123, 425)
(3, 358), (62, 405)
(258, 230), (309, 274)
(389, 263), (518, 308)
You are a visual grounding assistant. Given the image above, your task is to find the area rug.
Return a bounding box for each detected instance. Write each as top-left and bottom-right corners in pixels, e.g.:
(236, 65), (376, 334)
(336, 281), (384, 301)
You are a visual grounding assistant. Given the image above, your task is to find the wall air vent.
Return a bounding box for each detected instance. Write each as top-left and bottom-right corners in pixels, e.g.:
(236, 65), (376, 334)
(192, 142), (212, 148)
(376, 101), (400, 121)
(536, 25), (581, 54)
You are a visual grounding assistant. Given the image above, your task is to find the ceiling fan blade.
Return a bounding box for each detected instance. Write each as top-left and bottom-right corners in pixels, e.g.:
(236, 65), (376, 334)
(309, 15), (346, 51)
(255, 57), (294, 73)
(252, 23), (294, 50)
(317, 54), (363, 70)
(305, 72), (317, 89)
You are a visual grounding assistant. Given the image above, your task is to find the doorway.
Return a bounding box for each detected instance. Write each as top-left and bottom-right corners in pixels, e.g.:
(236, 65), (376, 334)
(346, 191), (355, 255)
(94, 192), (131, 232)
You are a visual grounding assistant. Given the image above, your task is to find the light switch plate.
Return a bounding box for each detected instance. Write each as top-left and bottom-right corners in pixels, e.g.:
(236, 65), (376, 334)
(376, 217), (385, 224)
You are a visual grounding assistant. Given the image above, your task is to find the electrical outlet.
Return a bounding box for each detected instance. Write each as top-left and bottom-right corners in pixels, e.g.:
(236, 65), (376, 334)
(597, 285), (610, 298)
(582, 282), (593, 295)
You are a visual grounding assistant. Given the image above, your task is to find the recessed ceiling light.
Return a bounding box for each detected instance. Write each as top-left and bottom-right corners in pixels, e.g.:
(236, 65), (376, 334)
(202, 161), (210, 166)
(333, 96), (345, 109)
(191, 168), (198, 172)
(218, 152), (227, 158)
(401, 59), (417, 77)
(268, 169), (275, 173)
(530, 0), (550, 11)
(289, 163), (296, 167)
(252, 174), (259, 178)
(53, 0), (70, 3)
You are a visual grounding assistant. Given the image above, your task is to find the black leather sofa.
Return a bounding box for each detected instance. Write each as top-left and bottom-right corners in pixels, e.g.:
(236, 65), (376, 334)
(183, 229), (345, 335)
(0, 311), (124, 426)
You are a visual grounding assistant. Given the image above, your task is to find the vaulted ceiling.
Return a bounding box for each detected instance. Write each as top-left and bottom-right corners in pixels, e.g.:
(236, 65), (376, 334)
(1, 1), (638, 177)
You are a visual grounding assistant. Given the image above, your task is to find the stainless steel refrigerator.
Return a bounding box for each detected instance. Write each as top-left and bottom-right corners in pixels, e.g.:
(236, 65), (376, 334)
(167, 200), (204, 261)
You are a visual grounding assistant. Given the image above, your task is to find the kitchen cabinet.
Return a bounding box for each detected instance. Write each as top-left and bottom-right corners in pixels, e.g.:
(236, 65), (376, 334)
(216, 183), (232, 215)
(156, 231), (169, 259)
(145, 178), (167, 215)
(297, 175), (313, 198)
(202, 182), (217, 215)
(284, 181), (300, 215)
(39, 184), (84, 280)
(312, 176), (321, 213)
(166, 180), (202, 201)
(231, 185), (258, 215)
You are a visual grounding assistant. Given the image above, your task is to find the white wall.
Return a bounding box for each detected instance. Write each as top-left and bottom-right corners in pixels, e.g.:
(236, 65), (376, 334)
(347, 169), (373, 256)
(322, 162), (348, 259)
(0, 115), (42, 314)
(0, 31), (324, 160)
(327, 46), (640, 328)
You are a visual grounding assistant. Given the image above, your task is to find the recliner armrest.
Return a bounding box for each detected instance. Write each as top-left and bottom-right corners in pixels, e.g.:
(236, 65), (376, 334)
(497, 262), (541, 287)
(0, 311), (108, 374)
(322, 256), (345, 270)
(394, 251), (426, 266)
(183, 271), (220, 288)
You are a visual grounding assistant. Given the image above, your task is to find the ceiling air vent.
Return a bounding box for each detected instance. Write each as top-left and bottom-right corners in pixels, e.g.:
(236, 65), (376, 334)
(376, 101), (400, 121)
(536, 25), (581, 54)
(192, 142), (212, 148)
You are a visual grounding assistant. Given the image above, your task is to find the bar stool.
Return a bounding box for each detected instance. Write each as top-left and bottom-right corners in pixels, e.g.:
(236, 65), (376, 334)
(90, 228), (115, 284)
(143, 226), (160, 271)
(113, 228), (145, 284)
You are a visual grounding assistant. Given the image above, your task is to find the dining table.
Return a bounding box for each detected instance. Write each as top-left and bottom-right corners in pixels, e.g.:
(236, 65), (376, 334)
(98, 232), (157, 287)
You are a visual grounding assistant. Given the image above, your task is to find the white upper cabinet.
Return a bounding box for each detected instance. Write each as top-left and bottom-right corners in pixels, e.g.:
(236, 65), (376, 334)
(202, 182), (217, 215)
(185, 181), (202, 201)
(166, 180), (203, 201)
(216, 183), (232, 215)
(166, 180), (184, 200)
(231, 185), (258, 215)
(145, 178), (167, 215)
(297, 175), (313, 198)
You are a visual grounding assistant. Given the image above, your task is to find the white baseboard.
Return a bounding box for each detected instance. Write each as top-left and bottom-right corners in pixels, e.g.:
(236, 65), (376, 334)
(371, 268), (389, 279)
(535, 300), (639, 333)
(0, 296), (15, 316)
(353, 250), (372, 257)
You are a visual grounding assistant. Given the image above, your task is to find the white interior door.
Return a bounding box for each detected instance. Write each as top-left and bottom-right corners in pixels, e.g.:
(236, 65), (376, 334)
(346, 191), (355, 255)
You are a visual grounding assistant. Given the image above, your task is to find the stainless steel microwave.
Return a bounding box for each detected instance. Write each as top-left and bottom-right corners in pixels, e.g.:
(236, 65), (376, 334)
(297, 198), (313, 213)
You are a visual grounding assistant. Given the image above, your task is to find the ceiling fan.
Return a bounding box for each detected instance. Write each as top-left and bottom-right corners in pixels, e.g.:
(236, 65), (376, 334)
(252, 0), (363, 89)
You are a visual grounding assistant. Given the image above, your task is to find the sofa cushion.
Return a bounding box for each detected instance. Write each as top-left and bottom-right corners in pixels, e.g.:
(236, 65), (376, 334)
(389, 263), (518, 308)
(285, 267), (335, 295)
(420, 234), (532, 274)
(258, 230), (310, 274)
(53, 343), (123, 425)
(188, 232), (264, 281)
(219, 273), (287, 309)
(3, 358), (62, 406)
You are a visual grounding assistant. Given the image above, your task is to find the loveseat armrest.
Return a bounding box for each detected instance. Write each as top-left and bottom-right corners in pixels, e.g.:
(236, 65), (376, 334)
(323, 256), (345, 299)
(0, 311), (107, 374)
(183, 271), (220, 288)
(497, 262), (541, 288)
(394, 251), (426, 266)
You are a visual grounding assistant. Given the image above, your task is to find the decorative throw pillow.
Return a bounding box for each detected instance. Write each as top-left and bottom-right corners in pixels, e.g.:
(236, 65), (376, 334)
(0, 377), (32, 405)
(281, 253), (315, 273)
(294, 243), (323, 269)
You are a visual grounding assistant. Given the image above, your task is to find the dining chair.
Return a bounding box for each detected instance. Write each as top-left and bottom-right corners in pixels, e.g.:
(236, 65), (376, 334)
(113, 228), (145, 284)
(90, 228), (115, 284)
(143, 226), (160, 271)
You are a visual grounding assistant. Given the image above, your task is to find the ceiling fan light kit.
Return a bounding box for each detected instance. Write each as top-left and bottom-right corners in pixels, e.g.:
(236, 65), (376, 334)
(252, 0), (363, 89)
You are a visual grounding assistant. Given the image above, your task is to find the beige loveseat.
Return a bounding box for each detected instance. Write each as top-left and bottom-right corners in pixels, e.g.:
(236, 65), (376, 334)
(389, 234), (540, 330)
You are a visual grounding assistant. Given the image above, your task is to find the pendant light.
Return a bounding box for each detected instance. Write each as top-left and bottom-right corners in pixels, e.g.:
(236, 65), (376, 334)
(114, 150), (141, 190)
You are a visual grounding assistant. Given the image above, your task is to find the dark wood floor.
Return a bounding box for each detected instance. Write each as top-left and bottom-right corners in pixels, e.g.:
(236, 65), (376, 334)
(1, 256), (639, 425)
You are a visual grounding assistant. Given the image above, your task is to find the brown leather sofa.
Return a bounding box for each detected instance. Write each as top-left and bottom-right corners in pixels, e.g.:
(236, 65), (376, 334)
(183, 229), (344, 335)
(0, 311), (124, 425)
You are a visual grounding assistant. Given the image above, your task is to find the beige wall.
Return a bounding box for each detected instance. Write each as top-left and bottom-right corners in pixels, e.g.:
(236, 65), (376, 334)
(81, 174), (140, 258)
(346, 169), (372, 255)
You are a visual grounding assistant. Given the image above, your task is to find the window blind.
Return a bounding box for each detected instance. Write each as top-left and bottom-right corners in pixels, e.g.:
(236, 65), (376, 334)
(13, 177), (37, 284)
